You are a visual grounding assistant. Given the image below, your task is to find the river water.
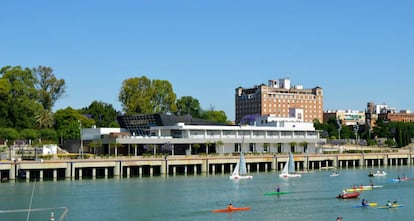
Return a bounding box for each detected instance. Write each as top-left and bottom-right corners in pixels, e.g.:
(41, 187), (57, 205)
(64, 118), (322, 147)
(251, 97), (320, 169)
(1, 166), (413, 221)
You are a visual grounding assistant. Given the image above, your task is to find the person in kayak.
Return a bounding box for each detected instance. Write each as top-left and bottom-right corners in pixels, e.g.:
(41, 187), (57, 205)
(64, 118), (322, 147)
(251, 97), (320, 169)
(275, 185), (280, 193)
(227, 203), (233, 210)
(386, 201), (392, 207)
(361, 199), (368, 206)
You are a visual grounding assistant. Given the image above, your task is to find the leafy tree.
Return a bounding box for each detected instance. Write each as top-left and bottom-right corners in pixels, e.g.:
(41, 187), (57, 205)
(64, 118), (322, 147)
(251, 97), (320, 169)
(81, 100), (119, 127)
(55, 107), (95, 141)
(200, 106), (228, 124)
(151, 79), (177, 113)
(175, 96), (201, 118)
(32, 66), (66, 111)
(119, 76), (177, 114)
(0, 128), (20, 144)
(119, 76), (153, 114)
(0, 66), (41, 129)
(39, 128), (58, 143)
(20, 129), (40, 141)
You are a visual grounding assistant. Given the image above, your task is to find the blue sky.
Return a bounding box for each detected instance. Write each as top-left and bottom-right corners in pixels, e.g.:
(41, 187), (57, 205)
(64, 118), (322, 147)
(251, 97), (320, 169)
(1, 1), (413, 121)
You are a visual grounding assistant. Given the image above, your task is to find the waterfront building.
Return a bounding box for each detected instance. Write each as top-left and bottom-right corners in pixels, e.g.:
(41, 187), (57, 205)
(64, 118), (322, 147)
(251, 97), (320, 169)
(83, 113), (320, 156)
(323, 110), (365, 126)
(235, 78), (323, 124)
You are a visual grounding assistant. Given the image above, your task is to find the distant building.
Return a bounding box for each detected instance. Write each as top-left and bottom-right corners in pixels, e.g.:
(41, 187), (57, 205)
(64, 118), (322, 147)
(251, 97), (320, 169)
(235, 78), (323, 124)
(323, 110), (365, 126)
(366, 102), (414, 130)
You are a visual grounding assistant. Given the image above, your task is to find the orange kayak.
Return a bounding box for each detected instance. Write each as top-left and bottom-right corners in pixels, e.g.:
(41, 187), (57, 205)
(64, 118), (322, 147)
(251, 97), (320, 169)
(212, 207), (251, 213)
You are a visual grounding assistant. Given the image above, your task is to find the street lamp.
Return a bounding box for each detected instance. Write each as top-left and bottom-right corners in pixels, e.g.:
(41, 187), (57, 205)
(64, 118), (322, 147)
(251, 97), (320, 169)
(78, 120), (83, 159)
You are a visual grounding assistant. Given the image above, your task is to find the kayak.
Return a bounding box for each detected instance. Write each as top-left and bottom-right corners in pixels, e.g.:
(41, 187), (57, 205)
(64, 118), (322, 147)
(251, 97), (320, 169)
(352, 202), (377, 208)
(362, 185), (383, 189)
(336, 192), (360, 199)
(345, 186), (372, 192)
(264, 191), (289, 196)
(377, 204), (404, 209)
(212, 207), (251, 213)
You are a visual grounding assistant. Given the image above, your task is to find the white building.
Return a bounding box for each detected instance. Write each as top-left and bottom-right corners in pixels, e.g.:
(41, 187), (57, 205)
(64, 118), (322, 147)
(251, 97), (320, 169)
(83, 114), (320, 155)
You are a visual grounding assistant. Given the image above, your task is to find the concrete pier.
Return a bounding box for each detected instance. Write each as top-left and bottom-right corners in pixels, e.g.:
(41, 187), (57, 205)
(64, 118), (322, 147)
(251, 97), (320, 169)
(1, 152), (413, 183)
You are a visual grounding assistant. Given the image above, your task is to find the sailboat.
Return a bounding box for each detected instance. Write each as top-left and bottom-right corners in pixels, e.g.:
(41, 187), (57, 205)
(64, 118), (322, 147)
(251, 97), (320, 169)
(279, 152), (301, 178)
(229, 152), (253, 180)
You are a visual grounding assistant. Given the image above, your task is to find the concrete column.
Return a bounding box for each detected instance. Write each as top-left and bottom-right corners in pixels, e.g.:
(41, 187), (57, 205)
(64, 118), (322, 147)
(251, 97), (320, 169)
(230, 164), (233, 172)
(360, 155), (365, 167)
(105, 168), (108, 178)
(160, 159), (167, 175)
(319, 161), (321, 169)
(39, 170), (43, 181)
(201, 159), (208, 174)
(139, 167), (143, 177)
(26, 170), (30, 182)
(71, 164), (76, 180)
(66, 163), (72, 180)
(127, 167), (131, 178)
(92, 168), (96, 179)
(134, 145), (137, 157)
(257, 163), (260, 172)
(173, 166), (176, 176)
(247, 164), (250, 173)
(222, 164), (225, 174)
(265, 163), (268, 172)
(10, 164), (16, 181)
(303, 156), (308, 170)
(384, 155), (388, 166)
(150, 167), (153, 177)
(212, 164), (215, 175)
(272, 156), (277, 171)
(184, 166), (187, 176)
(114, 161), (121, 177)
(409, 154), (412, 165)
(194, 165), (197, 175)
(53, 169), (57, 181)
(79, 168), (83, 180)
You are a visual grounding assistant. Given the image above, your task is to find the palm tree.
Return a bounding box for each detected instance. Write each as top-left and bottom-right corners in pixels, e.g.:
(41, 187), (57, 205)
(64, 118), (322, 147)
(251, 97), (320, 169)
(35, 109), (54, 128)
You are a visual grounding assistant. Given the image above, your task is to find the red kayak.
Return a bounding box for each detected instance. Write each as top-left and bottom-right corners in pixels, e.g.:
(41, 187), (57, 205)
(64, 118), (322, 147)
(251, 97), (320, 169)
(212, 207), (251, 212)
(336, 192), (360, 199)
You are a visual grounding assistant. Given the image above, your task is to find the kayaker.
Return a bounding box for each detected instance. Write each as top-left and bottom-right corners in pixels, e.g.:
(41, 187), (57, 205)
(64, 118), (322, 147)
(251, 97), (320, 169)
(276, 185), (280, 193)
(361, 199), (368, 206)
(386, 201), (392, 207)
(227, 203), (233, 210)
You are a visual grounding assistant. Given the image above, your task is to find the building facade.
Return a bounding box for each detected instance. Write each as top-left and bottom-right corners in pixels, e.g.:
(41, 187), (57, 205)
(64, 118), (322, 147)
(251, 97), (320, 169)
(82, 114), (321, 156)
(235, 78), (323, 124)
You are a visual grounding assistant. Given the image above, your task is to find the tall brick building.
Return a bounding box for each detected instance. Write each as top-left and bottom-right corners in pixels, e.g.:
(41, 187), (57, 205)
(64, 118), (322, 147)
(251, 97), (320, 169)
(235, 78), (323, 124)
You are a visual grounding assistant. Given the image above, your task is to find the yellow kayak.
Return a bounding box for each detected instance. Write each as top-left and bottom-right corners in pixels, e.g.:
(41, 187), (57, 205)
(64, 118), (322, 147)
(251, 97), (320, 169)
(344, 186), (373, 192)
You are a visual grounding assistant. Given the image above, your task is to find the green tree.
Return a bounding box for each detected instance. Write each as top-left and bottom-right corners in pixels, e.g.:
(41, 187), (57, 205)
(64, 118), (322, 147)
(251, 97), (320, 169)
(55, 107), (95, 141)
(32, 66), (66, 111)
(81, 100), (119, 127)
(176, 96), (201, 118)
(39, 128), (58, 143)
(32, 66), (66, 129)
(119, 76), (153, 114)
(20, 129), (40, 142)
(0, 128), (20, 144)
(0, 66), (41, 129)
(151, 79), (177, 113)
(119, 76), (177, 114)
(200, 106), (228, 124)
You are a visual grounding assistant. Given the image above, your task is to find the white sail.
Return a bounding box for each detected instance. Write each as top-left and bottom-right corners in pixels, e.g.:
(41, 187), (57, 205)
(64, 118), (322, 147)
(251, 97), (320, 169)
(239, 152), (248, 175)
(231, 159), (240, 177)
(279, 152), (301, 178)
(229, 152), (253, 180)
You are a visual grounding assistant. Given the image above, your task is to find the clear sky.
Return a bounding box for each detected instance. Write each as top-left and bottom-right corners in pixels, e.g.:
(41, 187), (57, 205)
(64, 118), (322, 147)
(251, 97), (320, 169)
(1, 1), (413, 121)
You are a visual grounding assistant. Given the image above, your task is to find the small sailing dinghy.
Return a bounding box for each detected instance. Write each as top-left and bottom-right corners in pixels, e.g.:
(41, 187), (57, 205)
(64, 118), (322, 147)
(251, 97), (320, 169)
(229, 152), (253, 180)
(279, 152), (301, 178)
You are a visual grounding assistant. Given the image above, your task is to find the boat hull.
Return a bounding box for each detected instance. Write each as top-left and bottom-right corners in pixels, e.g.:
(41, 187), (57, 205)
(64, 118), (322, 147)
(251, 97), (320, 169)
(336, 192), (360, 199)
(229, 175), (253, 180)
(212, 207), (251, 212)
(264, 191), (289, 196)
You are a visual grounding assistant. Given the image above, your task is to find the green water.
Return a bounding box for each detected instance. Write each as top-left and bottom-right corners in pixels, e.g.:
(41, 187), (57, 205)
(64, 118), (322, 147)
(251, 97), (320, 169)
(1, 166), (413, 221)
